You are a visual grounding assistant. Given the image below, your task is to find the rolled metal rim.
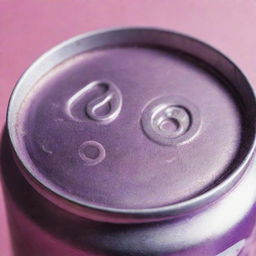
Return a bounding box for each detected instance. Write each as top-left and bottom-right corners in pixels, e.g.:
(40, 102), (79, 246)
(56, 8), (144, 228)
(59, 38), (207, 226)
(7, 27), (256, 223)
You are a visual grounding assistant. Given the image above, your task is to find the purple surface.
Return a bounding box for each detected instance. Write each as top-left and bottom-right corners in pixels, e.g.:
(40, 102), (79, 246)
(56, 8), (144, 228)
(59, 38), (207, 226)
(1, 1), (256, 255)
(17, 46), (242, 210)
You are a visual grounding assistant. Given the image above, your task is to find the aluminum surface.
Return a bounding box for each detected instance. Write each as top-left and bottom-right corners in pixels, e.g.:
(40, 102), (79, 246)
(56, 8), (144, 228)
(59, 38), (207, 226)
(7, 28), (256, 222)
(2, 27), (256, 256)
(2, 131), (256, 255)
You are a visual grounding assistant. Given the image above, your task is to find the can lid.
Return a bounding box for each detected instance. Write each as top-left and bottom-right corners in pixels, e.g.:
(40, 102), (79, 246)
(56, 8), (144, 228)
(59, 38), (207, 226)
(8, 28), (256, 222)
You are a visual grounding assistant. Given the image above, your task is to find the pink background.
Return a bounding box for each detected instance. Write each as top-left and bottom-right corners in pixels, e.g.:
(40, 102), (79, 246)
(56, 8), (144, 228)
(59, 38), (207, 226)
(1, 1), (256, 255)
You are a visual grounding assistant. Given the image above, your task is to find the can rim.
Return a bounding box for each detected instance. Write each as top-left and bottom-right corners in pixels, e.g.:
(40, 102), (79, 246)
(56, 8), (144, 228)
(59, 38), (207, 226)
(7, 27), (256, 223)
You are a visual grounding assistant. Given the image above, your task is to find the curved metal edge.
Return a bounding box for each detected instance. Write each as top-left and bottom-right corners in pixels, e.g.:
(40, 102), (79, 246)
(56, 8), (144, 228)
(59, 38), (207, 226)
(6, 26), (256, 223)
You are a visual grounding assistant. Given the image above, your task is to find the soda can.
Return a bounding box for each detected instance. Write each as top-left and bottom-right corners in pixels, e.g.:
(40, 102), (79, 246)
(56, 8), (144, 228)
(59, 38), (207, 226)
(1, 27), (256, 256)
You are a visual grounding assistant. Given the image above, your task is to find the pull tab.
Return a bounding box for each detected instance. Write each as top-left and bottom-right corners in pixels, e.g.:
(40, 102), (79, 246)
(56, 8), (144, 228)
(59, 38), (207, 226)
(66, 81), (123, 124)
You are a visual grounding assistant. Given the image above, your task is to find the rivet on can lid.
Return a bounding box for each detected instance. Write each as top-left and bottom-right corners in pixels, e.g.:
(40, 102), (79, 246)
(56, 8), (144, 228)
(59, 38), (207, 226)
(141, 96), (200, 145)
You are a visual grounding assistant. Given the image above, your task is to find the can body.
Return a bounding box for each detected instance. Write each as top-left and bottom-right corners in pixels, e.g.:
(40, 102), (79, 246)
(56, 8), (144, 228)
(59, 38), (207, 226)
(1, 28), (256, 256)
(2, 133), (256, 256)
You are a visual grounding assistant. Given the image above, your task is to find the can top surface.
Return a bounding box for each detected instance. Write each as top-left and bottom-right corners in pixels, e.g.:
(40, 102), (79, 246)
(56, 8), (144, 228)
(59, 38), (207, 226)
(7, 28), (256, 220)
